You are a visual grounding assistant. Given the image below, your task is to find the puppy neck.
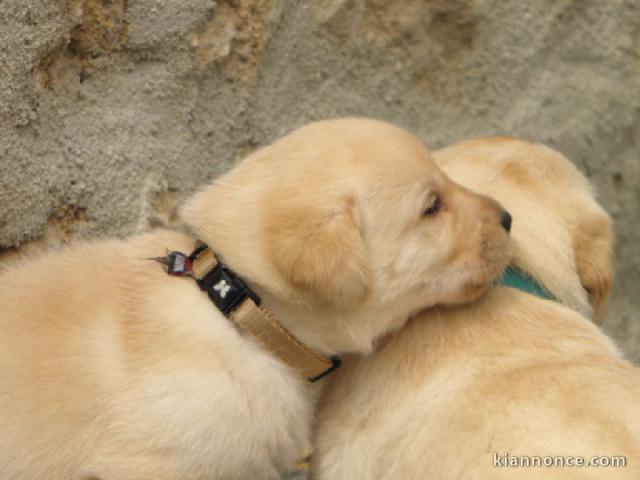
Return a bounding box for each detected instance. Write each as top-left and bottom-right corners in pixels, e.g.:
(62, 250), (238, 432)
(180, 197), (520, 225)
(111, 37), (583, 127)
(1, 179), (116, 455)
(154, 243), (340, 382)
(255, 286), (426, 358)
(496, 265), (555, 301)
(508, 236), (593, 320)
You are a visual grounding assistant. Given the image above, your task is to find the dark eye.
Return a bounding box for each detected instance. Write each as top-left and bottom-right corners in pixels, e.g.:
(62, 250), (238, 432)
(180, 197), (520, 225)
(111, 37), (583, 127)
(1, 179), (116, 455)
(423, 195), (441, 217)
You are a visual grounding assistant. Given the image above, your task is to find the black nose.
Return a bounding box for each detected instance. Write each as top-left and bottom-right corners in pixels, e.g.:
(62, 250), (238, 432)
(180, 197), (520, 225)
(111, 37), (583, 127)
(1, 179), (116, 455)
(500, 210), (512, 233)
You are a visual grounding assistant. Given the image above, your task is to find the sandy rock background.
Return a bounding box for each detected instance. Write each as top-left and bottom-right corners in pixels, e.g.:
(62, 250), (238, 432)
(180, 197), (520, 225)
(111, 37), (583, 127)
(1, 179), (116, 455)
(1, 0), (639, 364)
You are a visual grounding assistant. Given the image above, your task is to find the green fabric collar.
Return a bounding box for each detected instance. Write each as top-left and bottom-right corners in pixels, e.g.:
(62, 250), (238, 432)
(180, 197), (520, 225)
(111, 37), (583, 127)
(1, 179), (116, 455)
(497, 265), (556, 301)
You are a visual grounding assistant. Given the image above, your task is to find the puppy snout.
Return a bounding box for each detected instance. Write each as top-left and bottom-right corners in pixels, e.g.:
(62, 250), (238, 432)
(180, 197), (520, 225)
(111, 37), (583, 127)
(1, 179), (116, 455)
(500, 210), (512, 233)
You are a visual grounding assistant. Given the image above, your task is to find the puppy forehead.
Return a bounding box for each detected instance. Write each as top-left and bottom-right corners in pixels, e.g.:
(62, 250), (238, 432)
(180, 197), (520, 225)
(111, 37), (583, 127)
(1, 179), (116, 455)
(435, 138), (595, 200)
(293, 118), (435, 165)
(349, 138), (442, 189)
(244, 119), (444, 208)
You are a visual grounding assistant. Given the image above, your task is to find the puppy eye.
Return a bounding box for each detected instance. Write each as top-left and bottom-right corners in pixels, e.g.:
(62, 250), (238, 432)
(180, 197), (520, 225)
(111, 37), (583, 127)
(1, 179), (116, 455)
(423, 195), (441, 217)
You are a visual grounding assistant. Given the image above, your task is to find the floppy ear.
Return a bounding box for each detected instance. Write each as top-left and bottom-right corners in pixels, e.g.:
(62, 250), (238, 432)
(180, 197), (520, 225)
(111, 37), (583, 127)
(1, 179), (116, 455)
(573, 210), (614, 324)
(266, 197), (372, 310)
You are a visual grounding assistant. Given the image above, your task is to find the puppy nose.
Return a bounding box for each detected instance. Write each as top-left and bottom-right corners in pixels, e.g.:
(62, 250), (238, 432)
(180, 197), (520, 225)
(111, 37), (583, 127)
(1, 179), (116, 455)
(500, 210), (512, 233)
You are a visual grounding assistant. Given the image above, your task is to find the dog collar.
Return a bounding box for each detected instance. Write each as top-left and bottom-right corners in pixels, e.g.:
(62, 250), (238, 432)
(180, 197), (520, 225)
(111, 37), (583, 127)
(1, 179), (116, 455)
(497, 265), (556, 301)
(153, 244), (341, 382)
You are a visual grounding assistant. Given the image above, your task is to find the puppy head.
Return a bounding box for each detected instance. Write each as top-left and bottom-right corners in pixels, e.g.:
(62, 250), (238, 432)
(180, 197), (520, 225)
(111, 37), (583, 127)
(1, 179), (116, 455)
(434, 137), (613, 323)
(182, 119), (512, 352)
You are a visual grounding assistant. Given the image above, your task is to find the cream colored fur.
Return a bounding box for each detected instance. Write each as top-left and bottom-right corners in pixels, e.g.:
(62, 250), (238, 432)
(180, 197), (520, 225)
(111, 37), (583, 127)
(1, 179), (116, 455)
(311, 137), (640, 480)
(0, 119), (510, 479)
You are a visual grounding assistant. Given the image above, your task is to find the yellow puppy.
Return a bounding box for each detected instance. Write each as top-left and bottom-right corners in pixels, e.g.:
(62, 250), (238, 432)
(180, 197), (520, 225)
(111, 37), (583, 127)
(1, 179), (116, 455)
(312, 137), (640, 480)
(0, 119), (511, 479)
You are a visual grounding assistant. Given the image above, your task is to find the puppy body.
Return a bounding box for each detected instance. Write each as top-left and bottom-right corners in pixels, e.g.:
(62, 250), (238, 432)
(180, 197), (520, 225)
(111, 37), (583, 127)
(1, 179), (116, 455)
(313, 289), (640, 480)
(0, 119), (511, 479)
(312, 138), (640, 479)
(0, 231), (312, 479)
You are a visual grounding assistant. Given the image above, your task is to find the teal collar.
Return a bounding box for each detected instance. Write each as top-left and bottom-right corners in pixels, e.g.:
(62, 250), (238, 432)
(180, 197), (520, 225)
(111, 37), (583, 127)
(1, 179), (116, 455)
(497, 265), (555, 301)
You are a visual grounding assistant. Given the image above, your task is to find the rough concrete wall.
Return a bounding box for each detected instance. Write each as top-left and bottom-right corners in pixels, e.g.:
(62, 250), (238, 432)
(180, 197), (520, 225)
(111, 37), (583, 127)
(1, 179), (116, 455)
(1, 0), (639, 361)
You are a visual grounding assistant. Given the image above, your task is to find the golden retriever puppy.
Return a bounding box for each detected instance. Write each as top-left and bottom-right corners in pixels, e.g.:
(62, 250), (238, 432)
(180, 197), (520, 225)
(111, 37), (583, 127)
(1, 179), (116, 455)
(0, 119), (511, 480)
(312, 137), (640, 480)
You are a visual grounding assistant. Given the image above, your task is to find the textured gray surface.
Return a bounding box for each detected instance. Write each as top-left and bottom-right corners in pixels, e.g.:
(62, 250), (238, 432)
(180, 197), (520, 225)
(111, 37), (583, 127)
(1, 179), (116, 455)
(1, 0), (639, 362)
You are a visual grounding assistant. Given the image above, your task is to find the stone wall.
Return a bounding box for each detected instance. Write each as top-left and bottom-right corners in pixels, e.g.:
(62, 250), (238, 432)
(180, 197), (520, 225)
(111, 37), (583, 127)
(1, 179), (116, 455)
(1, 0), (639, 361)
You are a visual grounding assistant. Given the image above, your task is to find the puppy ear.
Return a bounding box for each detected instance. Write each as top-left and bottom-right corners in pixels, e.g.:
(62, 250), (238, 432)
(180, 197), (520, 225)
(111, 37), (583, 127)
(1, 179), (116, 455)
(573, 210), (614, 324)
(267, 197), (372, 310)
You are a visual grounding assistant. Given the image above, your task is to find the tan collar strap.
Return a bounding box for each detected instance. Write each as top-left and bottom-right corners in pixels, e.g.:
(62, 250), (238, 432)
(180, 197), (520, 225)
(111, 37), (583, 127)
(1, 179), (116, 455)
(154, 244), (340, 382)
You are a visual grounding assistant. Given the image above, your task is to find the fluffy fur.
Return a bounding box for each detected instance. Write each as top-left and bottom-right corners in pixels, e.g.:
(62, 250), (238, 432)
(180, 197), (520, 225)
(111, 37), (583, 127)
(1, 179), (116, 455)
(0, 119), (510, 479)
(311, 137), (640, 480)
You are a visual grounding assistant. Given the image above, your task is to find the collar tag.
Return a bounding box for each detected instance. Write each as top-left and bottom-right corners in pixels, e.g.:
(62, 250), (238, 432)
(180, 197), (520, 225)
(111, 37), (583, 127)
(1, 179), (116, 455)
(166, 251), (192, 276)
(151, 251), (193, 276)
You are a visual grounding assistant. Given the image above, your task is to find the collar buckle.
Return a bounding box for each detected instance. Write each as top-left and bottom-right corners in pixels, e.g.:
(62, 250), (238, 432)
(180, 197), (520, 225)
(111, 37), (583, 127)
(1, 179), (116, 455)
(198, 262), (262, 316)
